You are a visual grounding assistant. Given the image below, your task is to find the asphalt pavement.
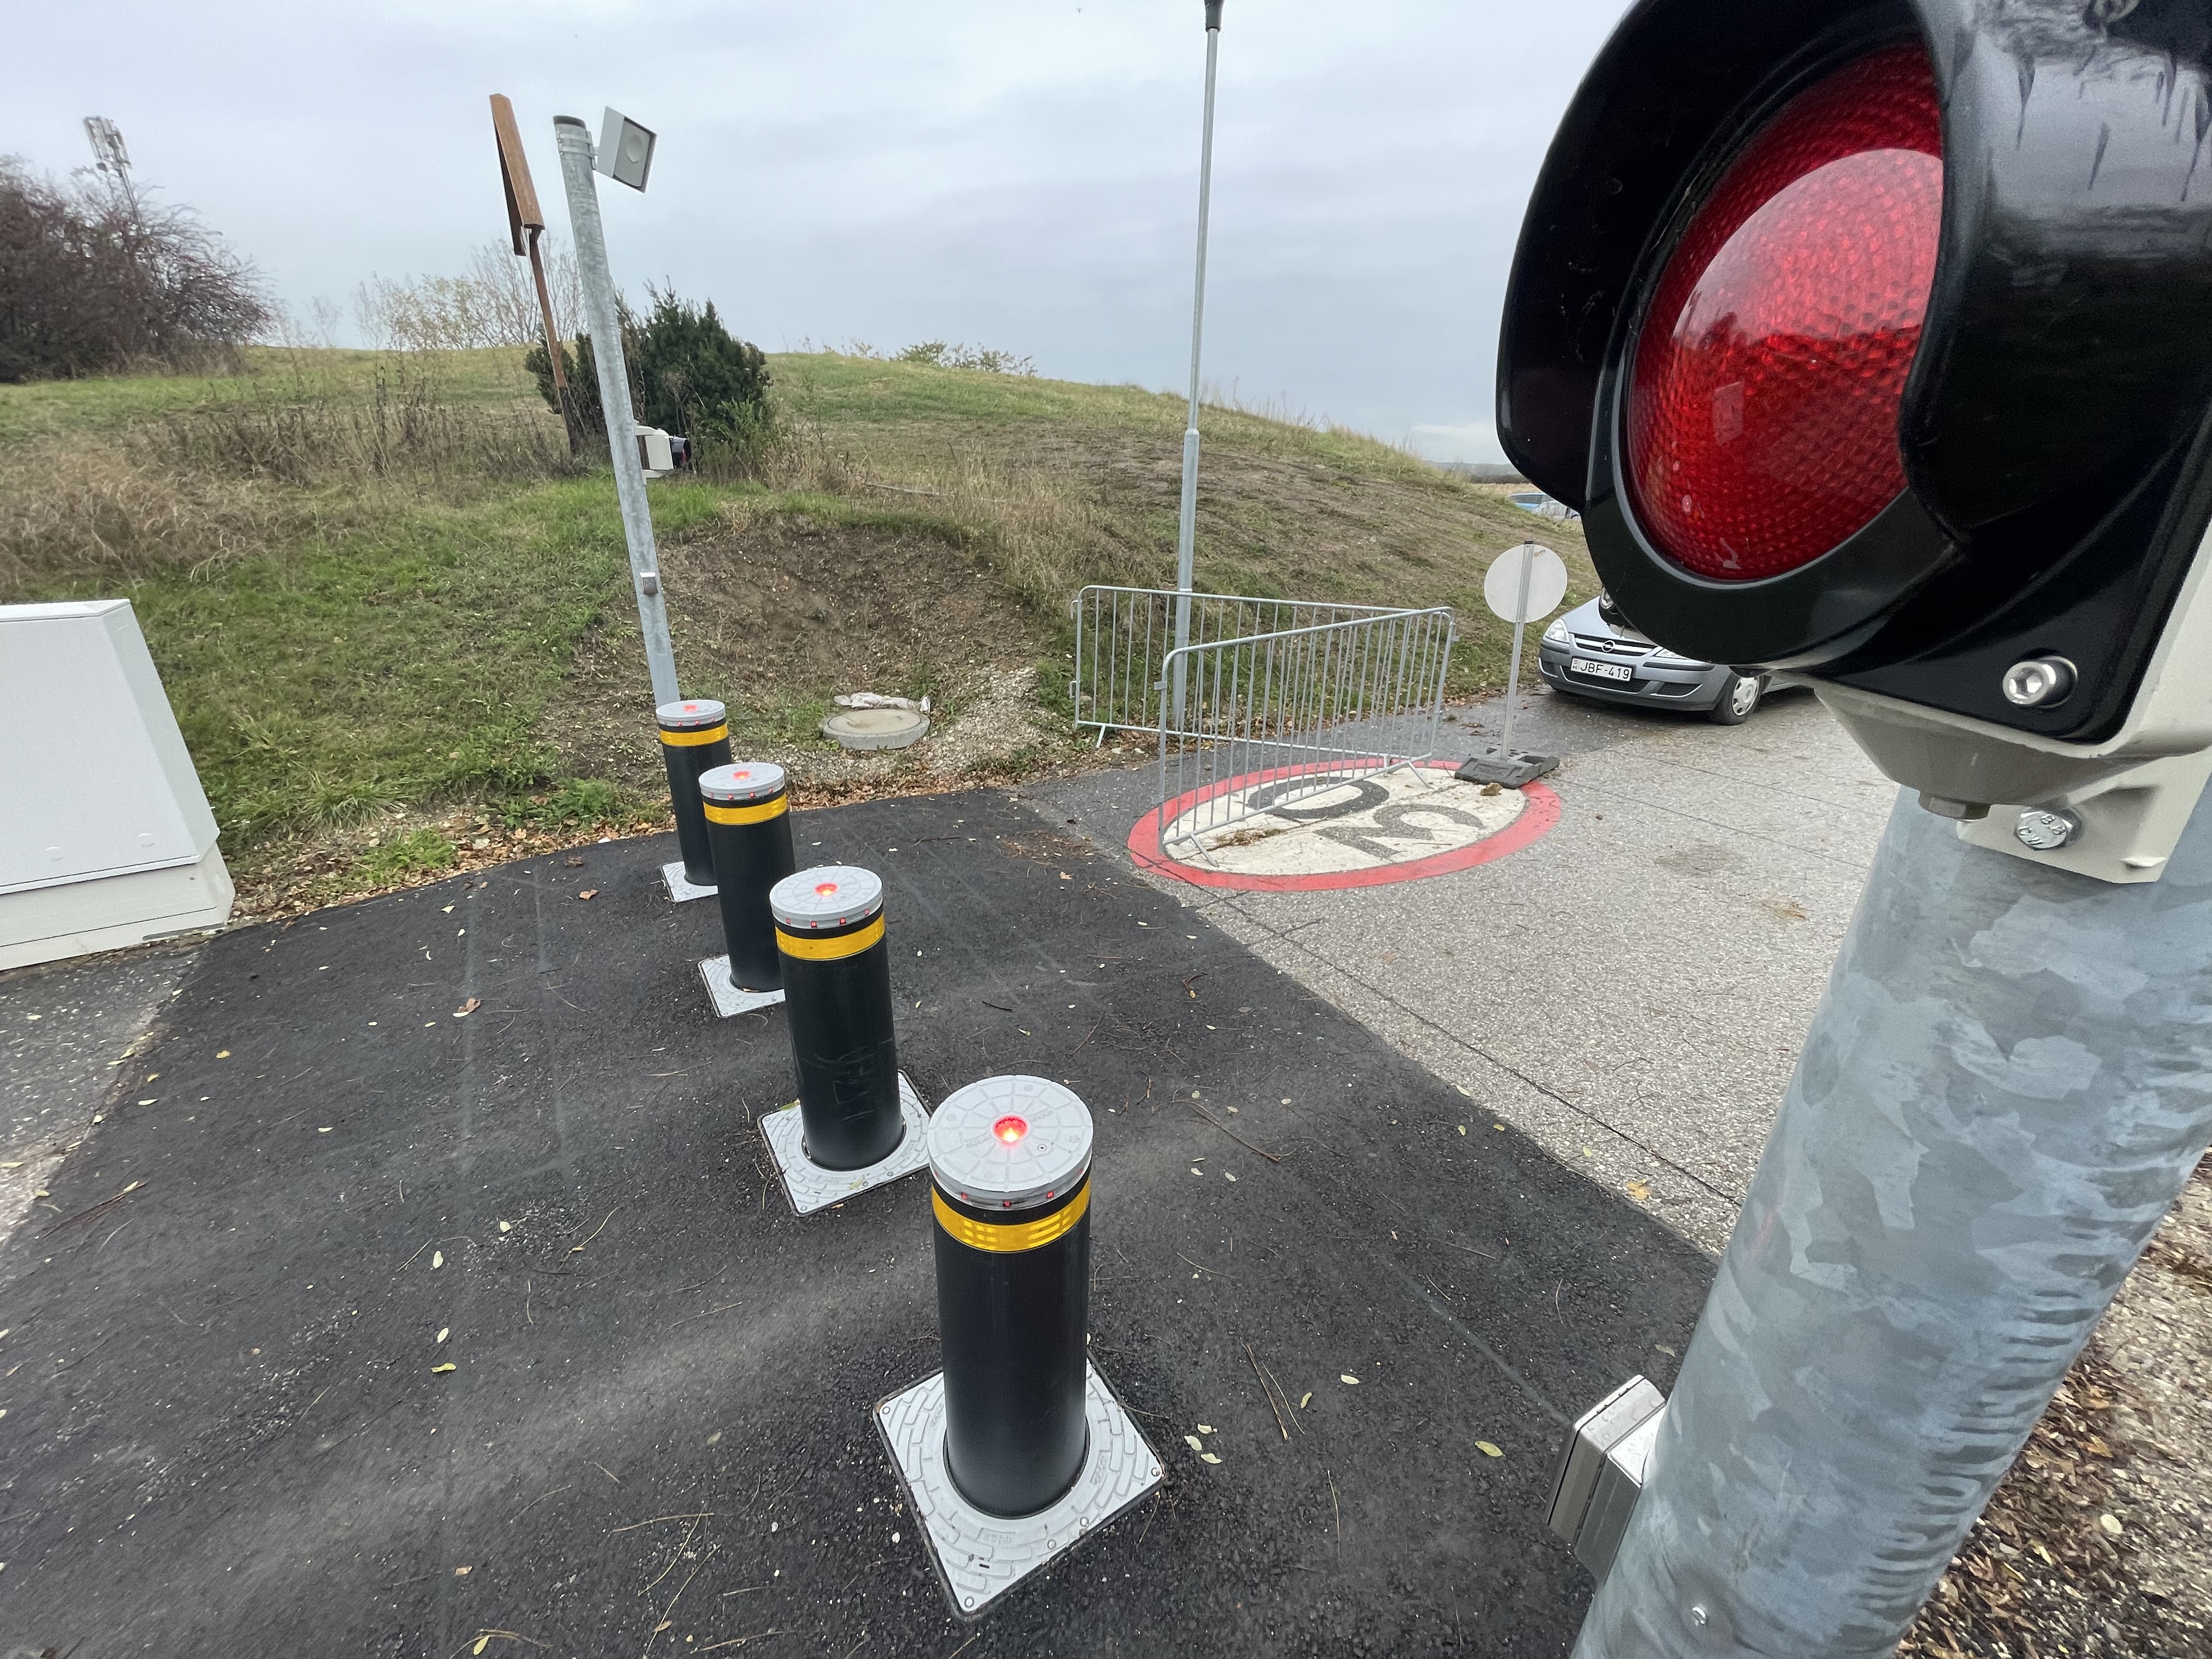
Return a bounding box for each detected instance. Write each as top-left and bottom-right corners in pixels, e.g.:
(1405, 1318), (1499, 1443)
(0, 787), (1711, 1657)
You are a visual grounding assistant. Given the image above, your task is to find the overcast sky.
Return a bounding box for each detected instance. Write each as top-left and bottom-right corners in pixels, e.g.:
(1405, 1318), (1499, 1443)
(8, 1), (1635, 462)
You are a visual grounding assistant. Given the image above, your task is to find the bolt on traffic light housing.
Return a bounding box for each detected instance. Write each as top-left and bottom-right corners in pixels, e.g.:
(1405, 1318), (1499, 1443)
(1497, 0), (2212, 880)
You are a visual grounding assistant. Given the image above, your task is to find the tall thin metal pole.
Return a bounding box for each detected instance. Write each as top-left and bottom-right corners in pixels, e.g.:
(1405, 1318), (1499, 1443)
(1171, 0), (1225, 729)
(1575, 788), (2212, 1658)
(553, 115), (680, 709)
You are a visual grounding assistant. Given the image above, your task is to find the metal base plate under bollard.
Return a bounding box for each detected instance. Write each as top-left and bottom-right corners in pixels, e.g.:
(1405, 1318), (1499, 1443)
(697, 956), (785, 1019)
(1456, 749), (1559, 789)
(760, 1072), (932, 1215)
(661, 860), (717, 904)
(877, 1362), (1163, 1620)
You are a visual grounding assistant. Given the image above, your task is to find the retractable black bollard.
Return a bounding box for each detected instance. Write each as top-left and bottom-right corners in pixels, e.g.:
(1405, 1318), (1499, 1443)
(771, 866), (902, 1170)
(658, 698), (731, 889)
(928, 1076), (1094, 1517)
(699, 761), (796, 992)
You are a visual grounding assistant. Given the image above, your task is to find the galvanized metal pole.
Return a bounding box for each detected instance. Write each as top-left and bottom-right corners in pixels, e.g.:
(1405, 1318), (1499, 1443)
(1575, 787), (2212, 1659)
(1500, 547), (1533, 758)
(1171, 0), (1224, 728)
(552, 115), (680, 709)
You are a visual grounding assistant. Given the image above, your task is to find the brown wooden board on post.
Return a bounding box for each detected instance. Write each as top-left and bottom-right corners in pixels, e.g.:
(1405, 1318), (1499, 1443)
(490, 92), (585, 454)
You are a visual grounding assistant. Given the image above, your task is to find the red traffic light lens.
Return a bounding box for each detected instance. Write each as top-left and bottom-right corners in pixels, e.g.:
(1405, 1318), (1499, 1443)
(1626, 43), (1942, 582)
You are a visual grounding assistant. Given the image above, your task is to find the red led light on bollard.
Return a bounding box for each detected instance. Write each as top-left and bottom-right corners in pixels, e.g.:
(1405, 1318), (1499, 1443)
(1626, 44), (1942, 582)
(994, 1116), (1028, 1144)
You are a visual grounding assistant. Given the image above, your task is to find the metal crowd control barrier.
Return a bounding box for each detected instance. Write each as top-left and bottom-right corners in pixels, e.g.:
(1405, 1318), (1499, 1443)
(1070, 585), (1455, 854)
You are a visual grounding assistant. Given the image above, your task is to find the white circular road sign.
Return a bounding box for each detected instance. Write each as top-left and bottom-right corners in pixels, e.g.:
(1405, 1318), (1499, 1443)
(1483, 543), (1570, 625)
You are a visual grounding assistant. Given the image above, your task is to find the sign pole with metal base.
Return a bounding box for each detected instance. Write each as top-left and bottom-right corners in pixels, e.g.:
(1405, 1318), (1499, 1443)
(1569, 792), (2212, 1658)
(1459, 541), (1567, 788)
(879, 1077), (1161, 1617)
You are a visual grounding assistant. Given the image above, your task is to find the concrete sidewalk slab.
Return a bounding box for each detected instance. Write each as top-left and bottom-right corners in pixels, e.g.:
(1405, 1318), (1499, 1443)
(1040, 687), (1894, 1252)
(1, 943), (198, 1239)
(1, 789), (1708, 1656)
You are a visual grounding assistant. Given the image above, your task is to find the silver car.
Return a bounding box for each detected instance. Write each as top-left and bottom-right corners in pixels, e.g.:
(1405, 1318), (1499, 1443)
(1536, 594), (1768, 725)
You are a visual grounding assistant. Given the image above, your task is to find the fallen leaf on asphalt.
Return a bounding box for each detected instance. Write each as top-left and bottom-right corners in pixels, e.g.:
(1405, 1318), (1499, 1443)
(1455, 1085), (1473, 1098)
(2100, 1514), (2124, 1536)
(443, 905), (455, 914)
(318, 1126), (332, 1133)
(577, 889), (599, 901)
(1059, 872), (1073, 881)
(216, 1050), (231, 1059)
(473, 1639), (488, 1656)
(1626, 1180), (1652, 1202)
(1481, 781), (1503, 796)
(1198, 1424), (1214, 1434)
(437, 1328), (450, 1343)
(1476, 1441), (1503, 1458)
(1458, 1125), (1467, 1136)
(1341, 1374), (1359, 1385)
(454, 998), (481, 1018)
(498, 1221), (511, 1233)
(1186, 1435), (1204, 1451)
(453, 1563), (471, 1575)
(1199, 1453), (1221, 1465)
(1223, 1171), (1237, 1182)
(432, 1363), (456, 1374)
(1299, 1393), (1312, 1408)
(0, 1161), (18, 1170)
(432, 1250), (444, 1269)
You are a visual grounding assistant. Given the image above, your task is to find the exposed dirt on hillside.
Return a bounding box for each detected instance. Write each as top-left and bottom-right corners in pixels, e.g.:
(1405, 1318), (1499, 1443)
(543, 506), (1068, 798)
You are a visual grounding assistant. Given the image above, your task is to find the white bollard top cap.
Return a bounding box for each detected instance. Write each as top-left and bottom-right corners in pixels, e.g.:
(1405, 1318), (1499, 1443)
(929, 1075), (1093, 1210)
(699, 761), (787, 804)
(656, 698), (727, 729)
(770, 865), (882, 930)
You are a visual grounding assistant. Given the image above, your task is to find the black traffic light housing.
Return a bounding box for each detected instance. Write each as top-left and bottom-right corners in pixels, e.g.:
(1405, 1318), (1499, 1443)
(1498, 0), (2212, 752)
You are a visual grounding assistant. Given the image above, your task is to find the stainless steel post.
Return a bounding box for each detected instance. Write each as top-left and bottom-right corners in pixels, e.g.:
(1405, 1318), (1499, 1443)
(1500, 549), (1533, 758)
(1171, 1), (1224, 727)
(552, 115), (680, 709)
(1575, 788), (2212, 1659)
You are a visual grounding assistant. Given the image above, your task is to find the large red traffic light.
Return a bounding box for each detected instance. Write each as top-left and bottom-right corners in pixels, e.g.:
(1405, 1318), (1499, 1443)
(1626, 44), (1942, 583)
(1497, 0), (2212, 758)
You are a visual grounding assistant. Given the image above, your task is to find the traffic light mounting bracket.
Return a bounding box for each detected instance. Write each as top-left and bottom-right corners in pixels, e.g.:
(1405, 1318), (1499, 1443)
(1800, 522), (2212, 883)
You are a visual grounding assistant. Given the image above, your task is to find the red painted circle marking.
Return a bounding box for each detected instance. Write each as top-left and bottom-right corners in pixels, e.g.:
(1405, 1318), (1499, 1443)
(1127, 761), (1561, 893)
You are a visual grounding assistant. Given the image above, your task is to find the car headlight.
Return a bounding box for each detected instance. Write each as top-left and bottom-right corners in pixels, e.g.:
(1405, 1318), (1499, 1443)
(1542, 618), (1571, 645)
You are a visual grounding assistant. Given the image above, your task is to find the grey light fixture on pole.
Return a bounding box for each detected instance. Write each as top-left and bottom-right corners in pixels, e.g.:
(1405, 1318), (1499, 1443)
(1170, 0), (1224, 729)
(552, 109), (679, 710)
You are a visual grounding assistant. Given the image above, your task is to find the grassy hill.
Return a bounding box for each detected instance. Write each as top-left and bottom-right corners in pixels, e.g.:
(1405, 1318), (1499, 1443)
(0, 346), (1594, 913)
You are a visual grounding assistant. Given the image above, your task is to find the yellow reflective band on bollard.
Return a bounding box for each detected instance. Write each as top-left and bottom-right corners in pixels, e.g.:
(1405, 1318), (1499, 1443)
(776, 914), (885, 961)
(703, 796), (788, 825)
(932, 1181), (1090, 1254)
(659, 723), (730, 747)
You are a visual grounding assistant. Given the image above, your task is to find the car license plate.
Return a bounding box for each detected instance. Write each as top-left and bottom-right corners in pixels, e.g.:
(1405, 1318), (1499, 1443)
(1569, 657), (1633, 683)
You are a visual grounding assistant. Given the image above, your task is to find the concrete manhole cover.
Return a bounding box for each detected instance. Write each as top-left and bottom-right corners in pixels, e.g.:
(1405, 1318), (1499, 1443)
(822, 707), (930, 751)
(1130, 761), (1559, 891)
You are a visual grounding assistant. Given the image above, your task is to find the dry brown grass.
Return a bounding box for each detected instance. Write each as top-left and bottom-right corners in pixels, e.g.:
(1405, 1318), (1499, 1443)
(0, 359), (577, 600)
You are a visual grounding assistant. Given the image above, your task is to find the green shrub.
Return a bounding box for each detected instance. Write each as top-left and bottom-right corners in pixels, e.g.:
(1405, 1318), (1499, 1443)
(524, 286), (772, 466)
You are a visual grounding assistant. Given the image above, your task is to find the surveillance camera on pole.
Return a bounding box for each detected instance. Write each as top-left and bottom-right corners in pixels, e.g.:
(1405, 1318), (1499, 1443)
(1498, 3), (2212, 1655)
